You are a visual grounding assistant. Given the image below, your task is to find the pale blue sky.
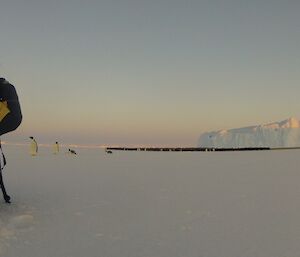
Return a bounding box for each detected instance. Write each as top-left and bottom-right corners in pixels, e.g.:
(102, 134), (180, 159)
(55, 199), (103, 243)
(1, 0), (299, 146)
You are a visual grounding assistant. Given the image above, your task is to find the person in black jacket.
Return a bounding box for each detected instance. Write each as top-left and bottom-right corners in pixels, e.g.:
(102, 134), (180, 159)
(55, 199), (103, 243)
(0, 77), (22, 203)
(0, 78), (22, 135)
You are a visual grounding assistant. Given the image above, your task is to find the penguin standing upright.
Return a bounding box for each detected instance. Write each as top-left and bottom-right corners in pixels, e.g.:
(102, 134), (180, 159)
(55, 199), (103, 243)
(53, 141), (59, 154)
(29, 137), (38, 156)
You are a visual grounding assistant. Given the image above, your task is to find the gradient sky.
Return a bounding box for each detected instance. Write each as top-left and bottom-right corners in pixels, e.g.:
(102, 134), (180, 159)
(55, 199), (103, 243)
(1, 0), (299, 146)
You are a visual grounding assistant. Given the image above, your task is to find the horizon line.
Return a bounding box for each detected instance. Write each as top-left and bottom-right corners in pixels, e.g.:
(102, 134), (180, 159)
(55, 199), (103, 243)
(1, 141), (196, 149)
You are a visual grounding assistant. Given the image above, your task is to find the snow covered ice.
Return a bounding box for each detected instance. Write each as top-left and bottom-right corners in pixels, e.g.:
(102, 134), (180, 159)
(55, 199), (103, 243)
(198, 117), (300, 148)
(1, 145), (300, 257)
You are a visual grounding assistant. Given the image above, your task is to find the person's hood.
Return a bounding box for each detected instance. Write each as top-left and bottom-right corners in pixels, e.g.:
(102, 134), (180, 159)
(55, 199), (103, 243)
(0, 78), (8, 84)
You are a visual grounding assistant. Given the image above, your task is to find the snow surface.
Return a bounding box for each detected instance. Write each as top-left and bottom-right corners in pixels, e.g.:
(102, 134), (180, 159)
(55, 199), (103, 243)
(1, 145), (300, 257)
(198, 117), (300, 148)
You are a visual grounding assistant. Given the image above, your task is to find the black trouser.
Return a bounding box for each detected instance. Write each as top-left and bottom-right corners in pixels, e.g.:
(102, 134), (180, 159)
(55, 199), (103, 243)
(0, 169), (10, 203)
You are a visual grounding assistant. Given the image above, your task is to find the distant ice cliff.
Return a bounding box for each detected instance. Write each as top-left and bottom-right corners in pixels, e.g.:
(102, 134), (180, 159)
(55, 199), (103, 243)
(198, 117), (300, 148)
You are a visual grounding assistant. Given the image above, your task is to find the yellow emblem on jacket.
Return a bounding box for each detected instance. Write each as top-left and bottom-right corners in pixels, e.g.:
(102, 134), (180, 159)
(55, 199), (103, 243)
(0, 101), (10, 122)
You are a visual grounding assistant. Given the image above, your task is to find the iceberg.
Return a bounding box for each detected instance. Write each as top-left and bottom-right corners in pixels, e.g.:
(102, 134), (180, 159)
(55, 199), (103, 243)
(198, 117), (300, 148)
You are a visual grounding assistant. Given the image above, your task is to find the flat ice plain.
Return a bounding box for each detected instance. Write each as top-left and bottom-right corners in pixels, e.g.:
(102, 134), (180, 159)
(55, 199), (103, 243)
(1, 145), (300, 257)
